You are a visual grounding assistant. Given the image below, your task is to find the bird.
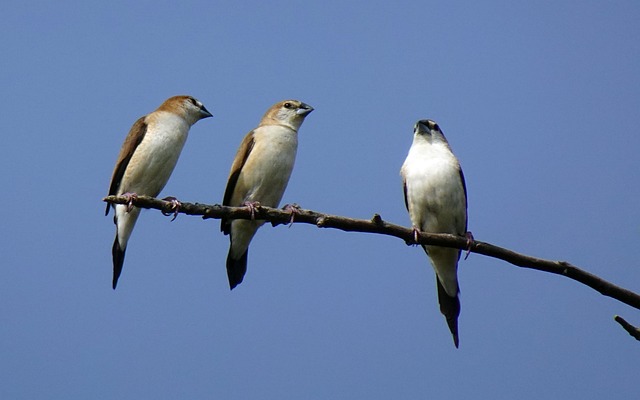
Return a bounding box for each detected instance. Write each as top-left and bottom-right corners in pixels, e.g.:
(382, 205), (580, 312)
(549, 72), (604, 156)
(221, 99), (314, 290)
(400, 119), (468, 348)
(105, 95), (212, 289)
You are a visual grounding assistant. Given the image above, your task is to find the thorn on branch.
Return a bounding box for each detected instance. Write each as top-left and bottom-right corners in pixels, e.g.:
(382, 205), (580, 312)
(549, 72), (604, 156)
(614, 315), (640, 341)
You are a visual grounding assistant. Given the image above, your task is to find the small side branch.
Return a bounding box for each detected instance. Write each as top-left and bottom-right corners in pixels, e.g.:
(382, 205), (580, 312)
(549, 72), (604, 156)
(103, 195), (640, 313)
(614, 316), (640, 341)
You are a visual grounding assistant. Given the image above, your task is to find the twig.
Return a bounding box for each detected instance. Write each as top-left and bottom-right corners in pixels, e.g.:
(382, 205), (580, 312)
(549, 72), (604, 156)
(614, 316), (640, 341)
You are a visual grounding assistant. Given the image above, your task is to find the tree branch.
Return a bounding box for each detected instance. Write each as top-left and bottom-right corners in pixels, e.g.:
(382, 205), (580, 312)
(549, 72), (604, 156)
(104, 195), (640, 337)
(614, 316), (640, 341)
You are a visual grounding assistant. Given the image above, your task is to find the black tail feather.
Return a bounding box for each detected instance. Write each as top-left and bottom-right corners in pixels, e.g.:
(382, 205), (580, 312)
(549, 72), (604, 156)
(226, 248), (248, 290)
(436, 279), (461, 348)
(112, 238), (126, 290)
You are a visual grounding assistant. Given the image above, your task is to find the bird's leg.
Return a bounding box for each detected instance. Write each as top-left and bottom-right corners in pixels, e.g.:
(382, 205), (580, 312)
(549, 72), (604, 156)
(121, 192), (138, 213)
(161, 196), (182, 222)
(464, 231), (474, 260)
(243, 201), (261, 220)
(282, 203), (301, 227)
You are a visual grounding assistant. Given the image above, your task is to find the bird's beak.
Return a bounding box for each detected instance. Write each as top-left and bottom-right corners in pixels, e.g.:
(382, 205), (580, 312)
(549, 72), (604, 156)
(414, 120), (431, 134)
(200, 106), (213, 119)
(296, 103), (314, 116)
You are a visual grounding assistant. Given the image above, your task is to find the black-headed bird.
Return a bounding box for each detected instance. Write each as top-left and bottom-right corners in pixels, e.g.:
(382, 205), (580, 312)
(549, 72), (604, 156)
(401, 119), (468, 348)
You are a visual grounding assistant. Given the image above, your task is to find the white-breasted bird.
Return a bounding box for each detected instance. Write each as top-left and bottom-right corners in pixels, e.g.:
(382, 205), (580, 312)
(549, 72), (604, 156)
(221, 99), (313, 289)
(400, 119), (468, 348)
(106, 95), (212, 289)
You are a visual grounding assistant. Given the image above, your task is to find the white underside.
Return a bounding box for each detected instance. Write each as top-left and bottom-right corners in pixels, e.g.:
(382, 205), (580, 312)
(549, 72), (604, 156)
(115, 113), (190, 249)
(229, 125), (298, 258)
(401, 140), (466, 297)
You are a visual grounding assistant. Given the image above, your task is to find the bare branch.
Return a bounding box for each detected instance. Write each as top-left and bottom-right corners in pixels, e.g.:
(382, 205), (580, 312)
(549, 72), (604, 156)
(103, 195), (640, 316)
(614, 316), (640, 341)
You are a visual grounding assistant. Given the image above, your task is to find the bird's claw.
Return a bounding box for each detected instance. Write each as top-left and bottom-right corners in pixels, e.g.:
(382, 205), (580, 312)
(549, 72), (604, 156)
(122, 192), (138, 213)
(161, 196), (182, 221)
(283, 203), (301, 227)
(412, 226), (421, 245)
(243, 201), (261, 220)
(464, 231), (474, 260)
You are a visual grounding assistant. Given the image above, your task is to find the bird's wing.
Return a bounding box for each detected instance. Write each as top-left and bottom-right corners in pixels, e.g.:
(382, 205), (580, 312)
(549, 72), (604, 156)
(221, 131), (256, 234)
(105, 117), (148, 216)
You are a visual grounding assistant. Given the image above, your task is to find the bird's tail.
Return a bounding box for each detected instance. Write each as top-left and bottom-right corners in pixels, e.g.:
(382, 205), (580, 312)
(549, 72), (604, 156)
(226, 247), (248, 290)
(436, 278), (461, 348)
(112, 238), (126, 290)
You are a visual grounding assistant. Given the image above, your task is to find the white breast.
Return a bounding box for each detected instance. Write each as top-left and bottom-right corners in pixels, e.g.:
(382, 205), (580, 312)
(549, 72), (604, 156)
(121, 112), (189, 196)
(402, 141), (466, 235)
(240, 125), (298, 207)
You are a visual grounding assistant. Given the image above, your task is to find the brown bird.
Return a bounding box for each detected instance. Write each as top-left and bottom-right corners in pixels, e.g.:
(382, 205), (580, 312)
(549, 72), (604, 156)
(106, 95), (212, 289)
(221, 100), (313, 289)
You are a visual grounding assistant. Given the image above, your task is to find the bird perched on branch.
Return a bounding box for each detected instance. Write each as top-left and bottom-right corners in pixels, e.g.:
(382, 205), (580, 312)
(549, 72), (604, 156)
(106, 95), (212, 289)
(221, 100), (314, 289)
(400, 119), (468, 348)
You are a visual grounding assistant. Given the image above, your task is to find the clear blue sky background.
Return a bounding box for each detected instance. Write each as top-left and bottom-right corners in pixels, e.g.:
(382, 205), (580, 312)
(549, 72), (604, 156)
(1, 1), (639, 398)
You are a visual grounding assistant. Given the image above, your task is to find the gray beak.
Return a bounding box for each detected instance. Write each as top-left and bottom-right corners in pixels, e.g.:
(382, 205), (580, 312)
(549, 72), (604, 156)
(414, 120), (429, 134)
(296, 103), (314, 116)
(200, 106), (213, 119)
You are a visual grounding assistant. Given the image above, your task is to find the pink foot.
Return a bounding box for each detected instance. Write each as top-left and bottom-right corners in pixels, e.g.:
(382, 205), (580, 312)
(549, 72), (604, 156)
(282, 203), (301, 227)
(162, 196), (182, 222)
(121, 192), (138, 213)
(464, 231), (474, 260)
(243, 201), (261, 220)
(412, 226), (421, 244)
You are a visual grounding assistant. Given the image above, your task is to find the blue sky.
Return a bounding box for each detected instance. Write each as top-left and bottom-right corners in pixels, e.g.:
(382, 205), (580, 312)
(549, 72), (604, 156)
(1, 1), (639, 398)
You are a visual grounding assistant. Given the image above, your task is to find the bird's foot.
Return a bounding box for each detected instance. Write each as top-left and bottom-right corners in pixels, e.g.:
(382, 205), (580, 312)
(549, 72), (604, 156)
(243, 201), (261, 220)
(121, 192), (138, 213)
(464, 231), (474, 260)
(412, 226), (421, 245)
(282, 203), (301, 227)
(161, 196), (182, 222)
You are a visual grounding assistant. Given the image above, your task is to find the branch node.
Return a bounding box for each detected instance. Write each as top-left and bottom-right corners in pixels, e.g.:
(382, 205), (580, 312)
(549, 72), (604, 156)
(201, 204), (223, 220)
(371, 214), (383, 225)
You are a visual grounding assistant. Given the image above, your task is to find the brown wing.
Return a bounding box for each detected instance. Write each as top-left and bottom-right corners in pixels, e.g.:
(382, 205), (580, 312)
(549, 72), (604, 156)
(221, 131), (255, 234)
(402, 178), (409, 212)
(458, 165), (468, 232)
(105, 117), (148, 216)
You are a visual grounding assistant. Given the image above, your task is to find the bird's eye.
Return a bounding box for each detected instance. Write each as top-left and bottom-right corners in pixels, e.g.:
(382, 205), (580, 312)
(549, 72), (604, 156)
(283, 102), (292, 109)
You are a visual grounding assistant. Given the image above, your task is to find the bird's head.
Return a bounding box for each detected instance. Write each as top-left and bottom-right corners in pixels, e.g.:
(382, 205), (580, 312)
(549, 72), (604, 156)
(159, 95), (212, 125)
(263, 100), (314, 131)
(413, 119), (448, 144)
